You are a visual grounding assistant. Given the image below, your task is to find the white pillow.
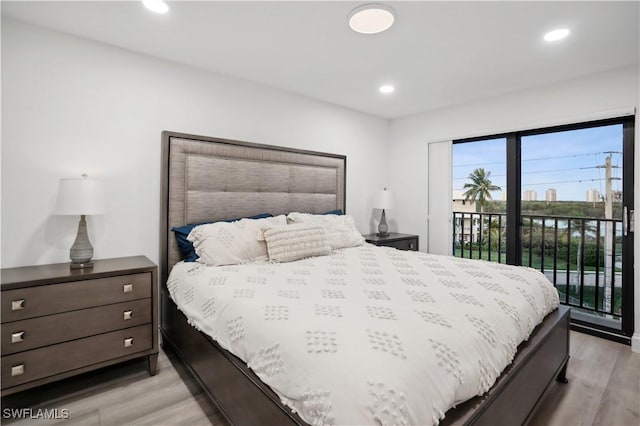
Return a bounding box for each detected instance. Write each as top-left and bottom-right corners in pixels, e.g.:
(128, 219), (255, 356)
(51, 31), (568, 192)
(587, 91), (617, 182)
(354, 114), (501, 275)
(286, 212), (365, 250)
(262, 223), (330, 263)
(188, 215), (287, 266)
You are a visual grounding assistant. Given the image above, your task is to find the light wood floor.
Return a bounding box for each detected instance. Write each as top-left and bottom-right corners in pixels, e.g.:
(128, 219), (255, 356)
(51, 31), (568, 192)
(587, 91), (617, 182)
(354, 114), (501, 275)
(2, 331), (638, 426)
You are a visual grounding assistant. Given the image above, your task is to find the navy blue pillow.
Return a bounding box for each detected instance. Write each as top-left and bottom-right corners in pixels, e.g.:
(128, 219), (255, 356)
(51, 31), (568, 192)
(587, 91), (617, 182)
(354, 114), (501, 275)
(172, 213), (272, 262)
(322, 209), (343, 215)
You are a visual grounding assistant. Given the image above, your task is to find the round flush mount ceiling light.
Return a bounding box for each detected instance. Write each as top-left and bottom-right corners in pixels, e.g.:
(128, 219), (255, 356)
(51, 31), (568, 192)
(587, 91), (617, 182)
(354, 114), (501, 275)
(349, 4), (395, 34)
(143, 0), (169, 14)
(379, 85), (395, 94)
(544, 28), (570, 42)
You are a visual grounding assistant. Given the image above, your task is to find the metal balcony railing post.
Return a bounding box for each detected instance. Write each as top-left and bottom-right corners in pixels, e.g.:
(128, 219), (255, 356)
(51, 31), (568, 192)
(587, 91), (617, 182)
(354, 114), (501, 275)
(450, 211), (622, 320)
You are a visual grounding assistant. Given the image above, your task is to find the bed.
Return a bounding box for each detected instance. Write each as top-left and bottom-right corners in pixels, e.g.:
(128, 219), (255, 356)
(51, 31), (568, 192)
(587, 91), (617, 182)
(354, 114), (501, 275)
(159, 131), (570, 426)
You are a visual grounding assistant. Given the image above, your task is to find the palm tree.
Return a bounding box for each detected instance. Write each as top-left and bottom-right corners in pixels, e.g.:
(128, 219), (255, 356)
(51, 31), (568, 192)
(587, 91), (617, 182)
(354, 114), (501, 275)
(462, 168), (501, 212)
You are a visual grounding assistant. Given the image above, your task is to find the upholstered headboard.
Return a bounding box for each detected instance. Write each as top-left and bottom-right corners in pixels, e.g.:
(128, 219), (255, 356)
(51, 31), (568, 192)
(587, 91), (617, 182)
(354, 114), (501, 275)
(160, 131), (346, 283)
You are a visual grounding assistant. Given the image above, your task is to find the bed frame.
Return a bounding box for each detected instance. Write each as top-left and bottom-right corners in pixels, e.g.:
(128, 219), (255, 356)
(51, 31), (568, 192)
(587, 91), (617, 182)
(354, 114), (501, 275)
(159, 131), (570, 425)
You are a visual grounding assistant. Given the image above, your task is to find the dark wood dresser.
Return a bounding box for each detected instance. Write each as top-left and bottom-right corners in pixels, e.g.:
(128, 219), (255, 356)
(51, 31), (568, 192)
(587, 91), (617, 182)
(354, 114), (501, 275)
(1, 256), (158, 396)
(364, 233), (419, 251)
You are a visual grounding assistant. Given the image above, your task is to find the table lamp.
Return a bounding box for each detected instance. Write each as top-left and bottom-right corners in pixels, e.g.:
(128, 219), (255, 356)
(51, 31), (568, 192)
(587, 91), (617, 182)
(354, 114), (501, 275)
(373, 187), (394, 237)
(55, 174), (105, 269)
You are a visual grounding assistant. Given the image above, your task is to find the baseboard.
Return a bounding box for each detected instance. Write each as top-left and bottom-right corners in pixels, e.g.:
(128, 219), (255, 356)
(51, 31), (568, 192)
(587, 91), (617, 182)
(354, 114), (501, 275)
(632, 333), (640, 353)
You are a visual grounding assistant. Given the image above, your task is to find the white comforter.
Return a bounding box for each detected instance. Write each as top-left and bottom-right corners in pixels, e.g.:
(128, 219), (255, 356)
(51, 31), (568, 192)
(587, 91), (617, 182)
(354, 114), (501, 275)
(167, 244), (559, 426)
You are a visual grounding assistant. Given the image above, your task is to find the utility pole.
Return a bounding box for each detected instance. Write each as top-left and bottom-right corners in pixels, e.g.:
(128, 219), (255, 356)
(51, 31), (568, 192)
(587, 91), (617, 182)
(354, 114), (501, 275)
(596, 154), (621, 312)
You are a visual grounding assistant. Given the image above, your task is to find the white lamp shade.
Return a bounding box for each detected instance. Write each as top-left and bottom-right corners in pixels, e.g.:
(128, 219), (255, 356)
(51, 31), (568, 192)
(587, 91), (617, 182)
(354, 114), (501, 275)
(373, 188), (394, 209)
(55, 176), (106, 215)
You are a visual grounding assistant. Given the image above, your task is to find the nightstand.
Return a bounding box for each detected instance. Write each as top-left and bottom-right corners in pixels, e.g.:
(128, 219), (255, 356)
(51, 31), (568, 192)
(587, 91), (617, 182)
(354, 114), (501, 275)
(0, 256), (158, 396)
(364, 233), (419, 251)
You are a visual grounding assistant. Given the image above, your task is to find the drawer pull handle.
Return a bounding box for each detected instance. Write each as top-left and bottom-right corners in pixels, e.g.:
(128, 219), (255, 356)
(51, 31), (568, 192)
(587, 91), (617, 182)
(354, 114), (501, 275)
(123, 283), (133, 293)
(124, 338), (134, 348)
(12, 300), (25, 311)
(123, 310), (133, 320)
(11, 364), (24, 376)
(11, 331), (25, 343)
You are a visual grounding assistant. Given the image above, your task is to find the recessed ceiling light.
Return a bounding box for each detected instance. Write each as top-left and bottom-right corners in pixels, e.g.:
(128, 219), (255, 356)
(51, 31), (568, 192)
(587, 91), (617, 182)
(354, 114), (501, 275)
(544, 28), (570, 42)
(379, 85), (395, 94)
(349, 4), (395, 34)
(143, 0), (169, 14)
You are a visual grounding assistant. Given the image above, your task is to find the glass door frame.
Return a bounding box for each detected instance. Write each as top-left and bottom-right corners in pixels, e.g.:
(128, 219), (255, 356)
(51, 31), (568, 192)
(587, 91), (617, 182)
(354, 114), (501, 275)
(621, 118), (634, 338)
(455, 115), (635, 342)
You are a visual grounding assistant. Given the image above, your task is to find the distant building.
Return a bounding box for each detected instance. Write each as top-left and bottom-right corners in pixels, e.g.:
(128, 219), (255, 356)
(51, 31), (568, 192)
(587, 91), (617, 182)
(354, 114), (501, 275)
(452, 190), (478, 243)
(545, 188), (557, 202)
(523, 190), (537, 201)
(452, 190), (477, 212)
(586, 189), (601, 203)
(612, 190), (622, 202)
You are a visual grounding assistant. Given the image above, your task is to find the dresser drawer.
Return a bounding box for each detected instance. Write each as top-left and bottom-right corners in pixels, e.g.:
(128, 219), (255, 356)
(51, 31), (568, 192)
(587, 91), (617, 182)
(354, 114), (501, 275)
(1, 325), (152, 389)
(1, 272), (151, 323)
(2, 299), (151, 355)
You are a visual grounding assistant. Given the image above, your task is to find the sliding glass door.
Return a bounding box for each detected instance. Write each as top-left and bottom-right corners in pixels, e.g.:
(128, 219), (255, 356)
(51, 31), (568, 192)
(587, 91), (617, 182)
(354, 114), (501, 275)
(519, 121), (633, 337)
(452, 138), (506, 261)
(452, 116), (634, 341)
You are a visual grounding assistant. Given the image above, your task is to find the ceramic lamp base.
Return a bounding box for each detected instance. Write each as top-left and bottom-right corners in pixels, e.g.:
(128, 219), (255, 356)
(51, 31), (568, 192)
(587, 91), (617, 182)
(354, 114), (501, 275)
(69, 215), (94, 269)
(377, 209), (389, 237)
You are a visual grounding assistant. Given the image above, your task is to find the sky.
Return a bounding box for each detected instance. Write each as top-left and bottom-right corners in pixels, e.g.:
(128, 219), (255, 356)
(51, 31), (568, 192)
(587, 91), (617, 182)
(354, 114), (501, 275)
(452, 124), (624, 202)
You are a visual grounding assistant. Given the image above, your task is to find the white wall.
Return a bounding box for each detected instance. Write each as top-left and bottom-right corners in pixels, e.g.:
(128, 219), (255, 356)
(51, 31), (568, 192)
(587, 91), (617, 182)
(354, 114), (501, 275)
(388, 65), (640, 349)
(4, 17), (639, 349)
(1, 18), (389, 269)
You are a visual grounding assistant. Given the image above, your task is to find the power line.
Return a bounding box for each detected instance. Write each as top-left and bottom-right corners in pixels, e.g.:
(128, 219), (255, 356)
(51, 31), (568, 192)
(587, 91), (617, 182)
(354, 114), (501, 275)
(521, 178), (608, 187)
(453, 150), (620, 168)
(453, 166), (588, 180)
(521, 152), (600, 162)
(522, 166), (586, 175)
(523, 151), (621, 161)
(452, 160), (504, 168)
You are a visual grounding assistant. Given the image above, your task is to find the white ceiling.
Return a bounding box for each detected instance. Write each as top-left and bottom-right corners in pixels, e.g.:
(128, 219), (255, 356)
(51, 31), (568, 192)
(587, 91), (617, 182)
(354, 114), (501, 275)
(3, 1), (639, 119)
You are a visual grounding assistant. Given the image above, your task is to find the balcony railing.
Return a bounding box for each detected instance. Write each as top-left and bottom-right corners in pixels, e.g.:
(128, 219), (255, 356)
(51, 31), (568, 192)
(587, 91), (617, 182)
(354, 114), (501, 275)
(452, 211), (623, 322)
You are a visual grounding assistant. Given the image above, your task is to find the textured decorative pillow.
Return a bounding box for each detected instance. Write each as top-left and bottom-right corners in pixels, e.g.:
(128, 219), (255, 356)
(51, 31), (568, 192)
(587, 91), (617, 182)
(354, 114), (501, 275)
(172, 213), (272, 262)
(188, 215), (287, 266)
(262, 224), (330, 263)
(287, 212), (365, 250)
